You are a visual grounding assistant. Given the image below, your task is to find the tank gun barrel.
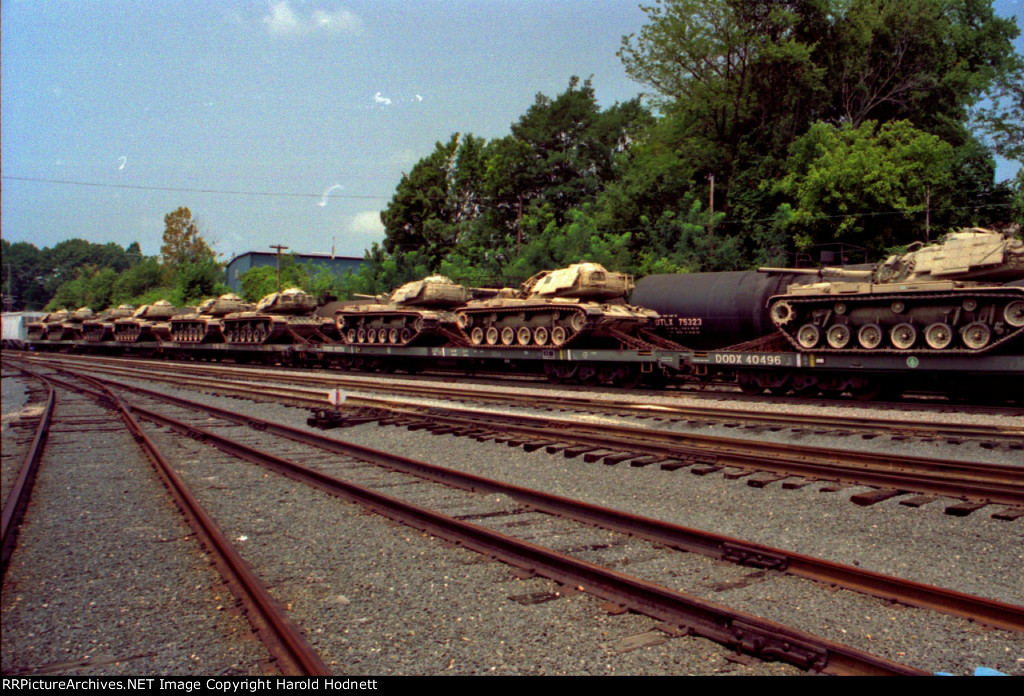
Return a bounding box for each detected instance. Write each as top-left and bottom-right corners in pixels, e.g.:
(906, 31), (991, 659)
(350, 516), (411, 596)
(758, 266), (874, 279)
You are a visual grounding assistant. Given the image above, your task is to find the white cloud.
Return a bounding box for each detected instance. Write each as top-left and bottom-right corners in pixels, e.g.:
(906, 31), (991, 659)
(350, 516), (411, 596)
(263, 2), (363, 37)
(348, 210), (385, 240)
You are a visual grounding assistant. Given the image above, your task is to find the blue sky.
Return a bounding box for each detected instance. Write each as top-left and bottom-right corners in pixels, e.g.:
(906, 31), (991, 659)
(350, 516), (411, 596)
(2, 0), (1022, 263)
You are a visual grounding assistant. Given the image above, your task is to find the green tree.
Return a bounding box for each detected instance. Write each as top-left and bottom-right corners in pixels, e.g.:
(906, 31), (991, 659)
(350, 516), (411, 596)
(774, 120), (956, 253)
(161, 207), (216, 269)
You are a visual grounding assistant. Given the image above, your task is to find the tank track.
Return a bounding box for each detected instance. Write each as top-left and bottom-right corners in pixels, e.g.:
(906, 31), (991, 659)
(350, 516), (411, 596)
(336, 311), (462, 347)
(773, 289), (1024, 354)
(456, 303), (650, 350)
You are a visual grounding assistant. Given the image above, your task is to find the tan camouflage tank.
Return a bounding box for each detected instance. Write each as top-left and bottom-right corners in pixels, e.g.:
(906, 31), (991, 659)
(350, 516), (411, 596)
(114, 300), (185, 342)
(170, 293), (253, 344)
(82, 305), (136, 342)
(53, 306), (96, 341)
(27, 309), (70, 341)
(764, 228), (1024, 353)
(454, 262), (661, 349)
(335, 275), (469, 346)
(222, 288), (331, 344)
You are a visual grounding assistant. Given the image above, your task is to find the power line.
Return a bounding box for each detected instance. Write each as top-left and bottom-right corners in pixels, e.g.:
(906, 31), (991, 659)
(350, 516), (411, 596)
(1, 175), (390, 201)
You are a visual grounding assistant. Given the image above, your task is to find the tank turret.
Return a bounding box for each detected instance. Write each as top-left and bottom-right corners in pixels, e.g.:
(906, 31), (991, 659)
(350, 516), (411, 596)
(454, 263), (669, 350)
(764, 229), (1024, 353)
(335, 276), (469, 346)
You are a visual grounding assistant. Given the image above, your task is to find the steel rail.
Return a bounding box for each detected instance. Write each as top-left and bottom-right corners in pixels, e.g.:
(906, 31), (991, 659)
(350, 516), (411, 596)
(1, 367), (56, 578)
(53, 368), (1024, 635)
(74, 385), (927, 675)
(34, 368), (330, 677)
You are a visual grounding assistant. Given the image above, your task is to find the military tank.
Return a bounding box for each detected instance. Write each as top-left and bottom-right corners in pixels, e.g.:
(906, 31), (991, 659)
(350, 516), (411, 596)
(454, 262), (665, 350)
(170, 294), (253, 344)
(764, 228), (1024, 353)
(51, 306), (97, 341)
(114, 300), (184, 343)
(335, 275), (469, 346)
(26, 310), (69, 341)
(221, 287), (331, 344)
(82, 305), (136, 342)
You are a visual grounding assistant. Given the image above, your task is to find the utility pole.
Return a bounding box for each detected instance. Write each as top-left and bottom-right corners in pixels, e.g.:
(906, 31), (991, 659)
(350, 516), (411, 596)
(270, 244), (289, 291)
(925, 185), (931, 242)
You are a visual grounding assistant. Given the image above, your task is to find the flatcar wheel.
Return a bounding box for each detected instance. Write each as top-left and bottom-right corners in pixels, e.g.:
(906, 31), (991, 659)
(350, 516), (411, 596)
(737, 373), (764, 395)
(617, 365), (642, 389)
(516, 326), (532, 346)
(1004, 300), (1024, 328)
(889, 323), (916, 350)
(578, 364), (599, 386)
(924, 323), (952, 350)
(533, 326), (549, 346)
(858, 323), (883, 349)
(825, 324), (851, 349)
(961, 321), (991, 350)
(486, 327), (500, 345)
(544, 363), (563, 384)
(551, 326), (568, 346)
(796, 324), (820, 349)
(470, 327), (485, 345)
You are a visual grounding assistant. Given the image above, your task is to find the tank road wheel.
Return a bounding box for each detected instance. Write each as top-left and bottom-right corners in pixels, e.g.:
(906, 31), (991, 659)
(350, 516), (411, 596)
(924, 323), (953, 350)
(387, 328), (399, 344)
(770, 300), (795, 327)
(570, 312), (586, 333)
(858, 324), (883, 350)
(357, 328), (367, 343)
(961, 322), (991, 350)
(399, 328), (412, 344)
(889, 323), (917, 350)
(470, 327), (485, 345)
(516, 326), (532, 346)
(533, 326), (549, 346)
(826, 324), (851, 349)
(366, 329), (377, 343)
(796, 324), (820, 349)
(346, 328), (357, 343)
(501, 327), (516, 346)
(1004, 300), (1024, 328)
(551, 326), (568, 346)
(485, 327), (500, 346)
(456, 312), (469, 329)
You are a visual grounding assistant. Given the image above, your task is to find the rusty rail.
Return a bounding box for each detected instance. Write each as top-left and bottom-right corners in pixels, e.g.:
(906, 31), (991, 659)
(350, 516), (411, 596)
(1, 369), (56, 577)
(32, 368), (330, 677)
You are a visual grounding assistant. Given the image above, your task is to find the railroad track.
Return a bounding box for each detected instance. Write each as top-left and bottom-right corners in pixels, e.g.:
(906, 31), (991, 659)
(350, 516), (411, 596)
(1, 365), (326, 676)
(5, 359), (1023, 675)
(13, 352), (1024, 448)
(14, 354), (1021, 517)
